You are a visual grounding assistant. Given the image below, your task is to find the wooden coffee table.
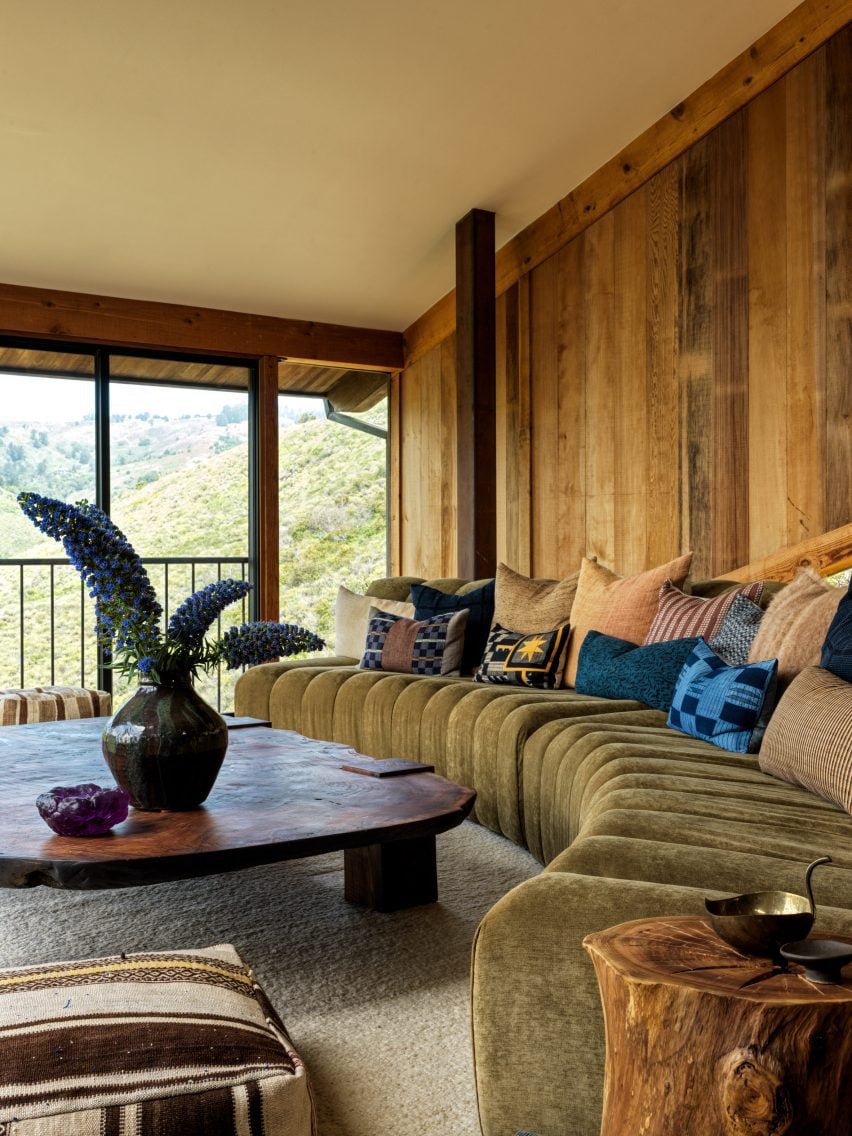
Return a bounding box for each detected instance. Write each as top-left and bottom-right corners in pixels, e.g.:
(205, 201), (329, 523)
(0, 718), (476, 911)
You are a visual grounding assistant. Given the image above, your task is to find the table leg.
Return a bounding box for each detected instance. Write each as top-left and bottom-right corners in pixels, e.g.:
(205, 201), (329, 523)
(344, 835), (438, 912)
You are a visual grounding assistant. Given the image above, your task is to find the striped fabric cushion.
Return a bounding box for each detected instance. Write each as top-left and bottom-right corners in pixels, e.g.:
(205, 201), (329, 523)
(0, 686), (112, 726)
(0, 944), (315, 1134)
(644, 580), (765, 645)
(759, 666), (852, 815)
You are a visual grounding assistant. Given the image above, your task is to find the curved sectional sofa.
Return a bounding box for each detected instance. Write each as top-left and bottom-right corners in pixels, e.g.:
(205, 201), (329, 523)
(234, 574), (852, 1136)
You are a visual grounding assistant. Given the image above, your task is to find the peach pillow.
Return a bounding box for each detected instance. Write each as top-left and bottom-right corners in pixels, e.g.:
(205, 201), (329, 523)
(565, 553), (693, 686)
(748, 568), (845, 692)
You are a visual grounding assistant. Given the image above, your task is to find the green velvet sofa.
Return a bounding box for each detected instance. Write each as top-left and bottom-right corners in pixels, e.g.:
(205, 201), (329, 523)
(234, 575), (852, 1136)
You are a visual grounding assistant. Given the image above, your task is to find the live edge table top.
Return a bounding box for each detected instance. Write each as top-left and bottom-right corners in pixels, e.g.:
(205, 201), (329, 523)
(0, 718), (476, 894)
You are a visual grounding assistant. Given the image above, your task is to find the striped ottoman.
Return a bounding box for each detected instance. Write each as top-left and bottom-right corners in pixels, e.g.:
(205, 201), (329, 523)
(0, 944), (315, 1134)
(0, 686), (111, 725)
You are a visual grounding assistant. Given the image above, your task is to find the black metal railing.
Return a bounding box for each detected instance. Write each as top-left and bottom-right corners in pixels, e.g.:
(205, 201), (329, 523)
(0, 556), (251, 711)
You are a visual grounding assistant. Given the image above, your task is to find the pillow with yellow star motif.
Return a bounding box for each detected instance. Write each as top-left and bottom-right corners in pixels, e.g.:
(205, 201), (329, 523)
(474, 623), (571, 689)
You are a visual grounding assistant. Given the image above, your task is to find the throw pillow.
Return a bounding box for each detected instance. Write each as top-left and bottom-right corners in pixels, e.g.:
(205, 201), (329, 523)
(821, 577), (852, 682)
(575, 632), (700, 712)
(747, 568), (845, 691)
(334, 586), (415, 659)
(474, 622), (571, 689)
(564, 552), (693, 687)
(759, 666), (852, 815)
(359, 608), (468, 676)
(493, 562), (579, 634)
(667, 639), (777, 754)
(643, 579), (765, 645)
(707, 593), (765, 666)
(412, 579), (495, 673)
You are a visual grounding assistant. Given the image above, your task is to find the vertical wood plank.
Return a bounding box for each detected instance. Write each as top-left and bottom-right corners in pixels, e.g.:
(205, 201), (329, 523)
(555, 240), (586, 576)
(747, 79), (789, 562)
(712, 111), (750, 575)
(388, 371), (402, 575)
(495, 289), (509, 566)
(824, 27), (852, 530)
(645, 161), (681, 567)
(441, 336), (458, 575)
(584, 212), (617, 569)
(257, 356), (280, 621)
(497, 281), (532, 573)
(530, 255), (560, 576)
(786, 49), (827, 544)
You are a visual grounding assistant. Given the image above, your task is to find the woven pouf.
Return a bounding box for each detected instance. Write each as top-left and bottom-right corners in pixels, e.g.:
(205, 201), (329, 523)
(0, 944), (315, 1134)
(0, 686), (112, 725)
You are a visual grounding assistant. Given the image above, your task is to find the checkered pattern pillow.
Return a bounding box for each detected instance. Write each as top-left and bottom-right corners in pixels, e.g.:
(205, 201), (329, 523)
(474, 623), (570, 689)
(667, 639), (777, 753)
(707, 593), (765, 665)
(359, 608), (468, 675)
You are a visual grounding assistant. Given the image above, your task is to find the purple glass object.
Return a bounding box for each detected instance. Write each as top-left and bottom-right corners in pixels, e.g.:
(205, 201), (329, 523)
(36, 783), (131, 837)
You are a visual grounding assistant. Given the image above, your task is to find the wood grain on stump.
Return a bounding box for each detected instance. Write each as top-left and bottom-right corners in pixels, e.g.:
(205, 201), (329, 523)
(584, 916), (852, 1136)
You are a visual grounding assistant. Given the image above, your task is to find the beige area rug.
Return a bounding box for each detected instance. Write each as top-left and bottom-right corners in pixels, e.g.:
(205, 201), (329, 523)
(0, 820), (539, 1135)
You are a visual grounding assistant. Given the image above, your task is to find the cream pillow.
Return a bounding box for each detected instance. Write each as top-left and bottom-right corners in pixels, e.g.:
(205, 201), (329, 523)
(493, 563), (579, 635)
(748, 568), (844, 691)
(334, 586), (415, 659)
(565, 553), (693, 686)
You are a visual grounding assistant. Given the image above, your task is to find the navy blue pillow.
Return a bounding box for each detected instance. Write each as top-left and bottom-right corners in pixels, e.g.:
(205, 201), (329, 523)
(411, 580), (495, 674)
(575, 631), (700, 712)
(821, 579), (852, 682)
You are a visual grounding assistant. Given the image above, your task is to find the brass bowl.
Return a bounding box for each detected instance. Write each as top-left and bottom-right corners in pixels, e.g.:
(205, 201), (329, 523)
(705, 857), (831, 957)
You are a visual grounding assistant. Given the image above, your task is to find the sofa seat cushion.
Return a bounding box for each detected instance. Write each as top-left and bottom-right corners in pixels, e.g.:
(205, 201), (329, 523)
(234, 657), (356, 721)
(0, 943), (314, 1133)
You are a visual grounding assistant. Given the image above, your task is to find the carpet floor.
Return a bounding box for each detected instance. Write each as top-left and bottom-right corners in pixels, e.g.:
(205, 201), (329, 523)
(0, 820), (539, 1135)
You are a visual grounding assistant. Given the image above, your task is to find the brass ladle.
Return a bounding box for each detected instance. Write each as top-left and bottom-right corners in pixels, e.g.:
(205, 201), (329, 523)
(705, 856), (832, 957)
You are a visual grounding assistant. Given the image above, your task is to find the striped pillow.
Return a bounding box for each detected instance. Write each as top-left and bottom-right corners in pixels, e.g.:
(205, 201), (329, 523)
(0, 944), (315, 1133)
(759, 666), (852, 815)
(644, 580), (765, 645)
(0, 686), (112, 726)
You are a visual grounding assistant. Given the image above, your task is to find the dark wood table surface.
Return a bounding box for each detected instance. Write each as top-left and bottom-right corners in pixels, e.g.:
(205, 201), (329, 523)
(0, 718), (476, 911)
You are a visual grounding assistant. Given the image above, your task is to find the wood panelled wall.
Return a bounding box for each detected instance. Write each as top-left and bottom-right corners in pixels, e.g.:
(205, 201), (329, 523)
(393, 26), (852, 582)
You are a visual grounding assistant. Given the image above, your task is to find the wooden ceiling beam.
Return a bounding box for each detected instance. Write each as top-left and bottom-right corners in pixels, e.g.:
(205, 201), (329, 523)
(404, 0), (852, 366)
(0, 281), (403, 371)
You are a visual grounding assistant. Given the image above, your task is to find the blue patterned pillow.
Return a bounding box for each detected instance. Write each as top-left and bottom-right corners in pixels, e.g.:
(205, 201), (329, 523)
(707, 593), (764, 665)
(359, 608), (468, 676)
(667, 639), (777, 753)
(575, 632), (700, 711)
(821, 578), (852, 682)
(411, 580), (495, 673)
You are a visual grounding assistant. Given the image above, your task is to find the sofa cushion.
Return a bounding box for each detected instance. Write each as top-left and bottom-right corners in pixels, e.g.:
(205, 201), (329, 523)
(565, 553), (693, 686)
(334, 585), (415, 658)
(759, 666), (852, 815)
(360, 608), (468, 675)
(707, 594), (765, 665)
(0, 686), (112, 725)
(412, 579), (495, 673)
(821, 577), (852, 682)
(493, 563), (578, 635)
(643, 579), (764, 645)
(748, 568), (844, 691)
(575, 632), (699, 711)
(475, 623), (570, 689)
(667, 640), (777, 754)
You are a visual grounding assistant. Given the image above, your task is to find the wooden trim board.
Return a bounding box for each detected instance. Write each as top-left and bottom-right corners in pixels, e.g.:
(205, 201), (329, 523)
(726, 520), (852, 581)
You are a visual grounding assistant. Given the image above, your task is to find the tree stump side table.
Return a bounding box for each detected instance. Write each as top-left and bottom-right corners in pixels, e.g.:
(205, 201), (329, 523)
(583, 916), (852, 1136)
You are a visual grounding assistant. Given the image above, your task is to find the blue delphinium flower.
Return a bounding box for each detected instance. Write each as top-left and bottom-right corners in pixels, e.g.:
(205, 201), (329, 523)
(168, 579), (253, 651)
(218, 622), (325, 670)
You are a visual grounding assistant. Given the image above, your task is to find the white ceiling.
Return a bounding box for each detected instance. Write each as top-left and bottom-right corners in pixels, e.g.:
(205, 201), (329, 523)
(0, 0), (800, 332)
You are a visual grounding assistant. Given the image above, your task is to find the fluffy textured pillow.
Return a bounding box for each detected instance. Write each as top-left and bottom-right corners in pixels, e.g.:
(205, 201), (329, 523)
(748, 569), (845, 691)
(667, 639), (777, 754)
(575, 632), (700, 712)
(411, 580), (495, 674)
(565, 553), (693, 687)
(644, 580), (764, 645)
(493, 563), (579, 634)
(707, 594), (765, 666)
(821, 578), (852, 682)
(335, 586), (415, 658)
(759, 666), (852, 814)
(359, 608), (468, 676)
(474, 623), (570, 689)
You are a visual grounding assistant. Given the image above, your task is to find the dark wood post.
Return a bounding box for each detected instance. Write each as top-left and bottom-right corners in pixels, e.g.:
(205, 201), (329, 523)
(456, 208), (496, 579)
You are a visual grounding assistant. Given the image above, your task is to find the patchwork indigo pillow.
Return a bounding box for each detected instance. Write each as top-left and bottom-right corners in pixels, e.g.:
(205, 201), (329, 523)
(667, 640), (777, 754)
(411, 579), (495, 673)
(359, 608), (468, 676)
(707, 594), (765, 666)
(575, 632), (700, 712)
(821, 578), (852, 682)
(474, 622), (570, 689)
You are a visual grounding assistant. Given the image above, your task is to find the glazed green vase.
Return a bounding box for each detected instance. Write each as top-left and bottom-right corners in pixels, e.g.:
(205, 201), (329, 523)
(101, 678), (228, 811)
